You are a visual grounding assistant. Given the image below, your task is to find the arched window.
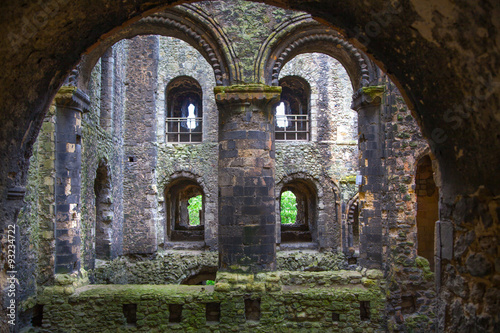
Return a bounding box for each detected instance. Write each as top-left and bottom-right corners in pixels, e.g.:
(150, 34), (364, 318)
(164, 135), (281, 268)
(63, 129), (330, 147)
(416, 155), (438, 271)
(275, 76), (310, 141)
(280, 180), (317, 245)
(94, 162), (113, 260)
(166, 76), (202, 143)
(165, 179), (205, 242)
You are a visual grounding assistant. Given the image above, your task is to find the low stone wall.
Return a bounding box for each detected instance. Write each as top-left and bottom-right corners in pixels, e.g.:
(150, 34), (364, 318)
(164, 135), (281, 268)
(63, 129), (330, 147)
(91, 251), (218, 285)
(32, 270), (386, 332)
(91, 250), (348, 284)
(277, 251), (347, 271)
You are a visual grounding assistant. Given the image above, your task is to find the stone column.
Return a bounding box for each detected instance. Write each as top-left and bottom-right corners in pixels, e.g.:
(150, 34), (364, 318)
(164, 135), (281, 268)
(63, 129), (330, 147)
(122, 35), (159, 254)
(351, 86), (385, 269)
(215, 84), (281, 272)
(54, 86), (89, 274)
(99, 47), (114, 132)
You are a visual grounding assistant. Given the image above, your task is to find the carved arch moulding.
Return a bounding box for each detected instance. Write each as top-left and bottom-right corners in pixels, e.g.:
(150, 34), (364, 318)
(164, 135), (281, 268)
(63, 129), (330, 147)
(258, 17), (378, 90)
(76, 7), (237, 90)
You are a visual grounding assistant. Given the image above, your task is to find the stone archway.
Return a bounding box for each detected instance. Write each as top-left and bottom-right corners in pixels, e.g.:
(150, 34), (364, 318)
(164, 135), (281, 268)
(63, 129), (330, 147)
(1, 1), (499, 332)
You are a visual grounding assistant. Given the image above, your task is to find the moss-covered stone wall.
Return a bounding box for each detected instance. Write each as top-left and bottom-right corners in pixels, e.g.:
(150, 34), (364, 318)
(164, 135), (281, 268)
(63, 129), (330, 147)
(91, 250), (348, 285)
(34, 270), (386, 332)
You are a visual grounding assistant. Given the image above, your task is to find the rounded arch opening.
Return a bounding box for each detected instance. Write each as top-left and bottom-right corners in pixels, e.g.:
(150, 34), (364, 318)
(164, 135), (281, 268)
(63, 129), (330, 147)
(344, 194), (360, 263)
(274, 76), (311, 141)
(164, 177), (205, 243)
(76, 7), (235, 90)
(279, 179), (318, 245)
(166, 76), (203, 142)
(262, 23), (377, 90)
(181, 266), (218, 285)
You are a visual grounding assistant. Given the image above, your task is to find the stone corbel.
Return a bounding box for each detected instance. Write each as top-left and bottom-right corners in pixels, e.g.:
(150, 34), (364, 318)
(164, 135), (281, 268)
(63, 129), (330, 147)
(351, 85), (385, 111)
(214, 84), (281, 110)
(54, 86), (90, 113)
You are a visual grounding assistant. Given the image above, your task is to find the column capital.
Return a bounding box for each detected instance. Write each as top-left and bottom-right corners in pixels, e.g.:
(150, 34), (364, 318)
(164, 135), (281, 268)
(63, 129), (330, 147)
(55, 86), (90, 112)
(214, 84), (281, 107)
(351, 85), (385, 111)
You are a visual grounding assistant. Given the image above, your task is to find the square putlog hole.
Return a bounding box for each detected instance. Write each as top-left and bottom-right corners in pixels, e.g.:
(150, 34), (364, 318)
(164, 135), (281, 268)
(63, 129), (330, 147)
(360, 301), (370, 321)
(206, 302), (221, 323)
(32, 304), (44, 327)
(169, 304), (183, 323)
(245, 298), (261, 321)
(123, 304), (137, 326)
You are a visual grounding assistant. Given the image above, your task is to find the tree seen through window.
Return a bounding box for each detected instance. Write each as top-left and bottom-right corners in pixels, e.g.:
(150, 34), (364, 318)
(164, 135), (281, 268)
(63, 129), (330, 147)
(280, 190), (297, 224)
(188, 194), (202, 226)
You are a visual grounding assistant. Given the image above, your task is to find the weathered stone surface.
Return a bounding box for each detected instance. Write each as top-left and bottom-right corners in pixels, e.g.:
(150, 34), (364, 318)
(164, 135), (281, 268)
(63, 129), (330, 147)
(37, 270), (386, 332)
(466, 253), (493, 277)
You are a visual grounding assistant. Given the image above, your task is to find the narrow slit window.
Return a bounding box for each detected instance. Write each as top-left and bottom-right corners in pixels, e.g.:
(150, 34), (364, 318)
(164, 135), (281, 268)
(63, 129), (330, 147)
(32, 304), (44, 327)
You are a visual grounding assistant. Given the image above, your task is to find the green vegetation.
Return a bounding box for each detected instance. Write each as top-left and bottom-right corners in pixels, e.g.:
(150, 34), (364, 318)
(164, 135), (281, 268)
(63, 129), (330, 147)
(206, 280), (215, 285)
(188, 195), (202, 226)
(280, 191), (297, 224)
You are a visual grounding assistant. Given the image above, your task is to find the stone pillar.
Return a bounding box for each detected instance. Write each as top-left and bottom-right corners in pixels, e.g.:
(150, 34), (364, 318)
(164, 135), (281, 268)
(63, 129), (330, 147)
(215, 84), (281, 272)
(99, 47), (114, 131)
(54, 87), (89, 274)
(351, 86), (385, 269)
(122, 35), (159, 254)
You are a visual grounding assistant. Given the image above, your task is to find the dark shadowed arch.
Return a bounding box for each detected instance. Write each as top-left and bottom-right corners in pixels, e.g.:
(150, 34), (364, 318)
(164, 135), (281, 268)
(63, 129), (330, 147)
(0, 2), (499, 332)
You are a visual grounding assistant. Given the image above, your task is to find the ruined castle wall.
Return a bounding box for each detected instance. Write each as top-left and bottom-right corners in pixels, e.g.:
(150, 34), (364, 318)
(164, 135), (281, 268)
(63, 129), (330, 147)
(121, 35), (160, 254)
(155, 37), (219, 250)
(79, 39), (128, 270)
(37, 269), (386, 332)
(15, 105), (57, 324)
(275, 53), (358, 250)
(380, 77), (437, 332)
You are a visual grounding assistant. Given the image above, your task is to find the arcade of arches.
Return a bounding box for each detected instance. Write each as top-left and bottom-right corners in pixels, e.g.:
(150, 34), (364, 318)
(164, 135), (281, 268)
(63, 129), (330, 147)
(0, 1), (499, 332)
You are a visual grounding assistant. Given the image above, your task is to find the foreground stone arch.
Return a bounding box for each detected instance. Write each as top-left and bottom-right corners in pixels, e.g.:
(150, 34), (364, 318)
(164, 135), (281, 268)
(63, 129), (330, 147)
(0, 1), (499, 332)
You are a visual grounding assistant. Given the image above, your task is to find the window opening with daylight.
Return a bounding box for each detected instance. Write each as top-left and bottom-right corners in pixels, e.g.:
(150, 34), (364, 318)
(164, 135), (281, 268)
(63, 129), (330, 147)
(165, 179), (204, 242)
(279, 180), (317, 244)
(275, 76), (310, 141)
(166, 76), (202, 143)
(188, 194), (203, 226)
